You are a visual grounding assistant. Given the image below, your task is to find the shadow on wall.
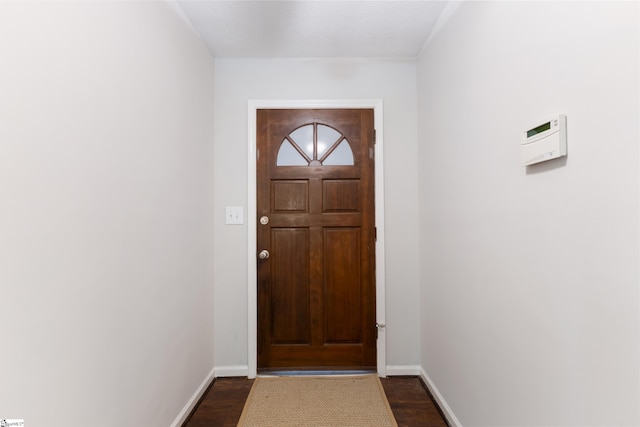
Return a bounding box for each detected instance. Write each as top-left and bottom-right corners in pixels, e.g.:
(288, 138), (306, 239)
(525, 155), (568, 175)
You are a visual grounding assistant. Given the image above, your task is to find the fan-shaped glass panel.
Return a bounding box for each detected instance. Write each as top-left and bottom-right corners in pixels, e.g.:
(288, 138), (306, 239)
(323, 140), (355, 165)
(276, 122), (355, 166)
(289, 125), (314, 159)
(317, 125), (341, 159)
(277, 140), (309, 166)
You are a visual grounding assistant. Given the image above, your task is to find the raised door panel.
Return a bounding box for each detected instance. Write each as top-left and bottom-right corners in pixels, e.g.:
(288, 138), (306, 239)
(270, 228), (310, 345)
(324, 228), (362, 344)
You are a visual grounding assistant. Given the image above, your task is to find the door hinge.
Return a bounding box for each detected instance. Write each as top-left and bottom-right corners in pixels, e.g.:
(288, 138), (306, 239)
(374, 227), (377, 241)
(373, 129), (376, 144)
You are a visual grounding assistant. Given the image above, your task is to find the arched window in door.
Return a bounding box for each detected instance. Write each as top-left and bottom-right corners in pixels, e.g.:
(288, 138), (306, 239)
(276, 123), (354, 166)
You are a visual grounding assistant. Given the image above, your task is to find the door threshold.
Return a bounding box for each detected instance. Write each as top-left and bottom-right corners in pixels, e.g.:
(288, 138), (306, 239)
(258, 368), (376, 377)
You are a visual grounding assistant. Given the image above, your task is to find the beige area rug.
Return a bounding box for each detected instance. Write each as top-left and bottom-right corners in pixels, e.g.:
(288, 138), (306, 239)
(237, 374), (398, 427)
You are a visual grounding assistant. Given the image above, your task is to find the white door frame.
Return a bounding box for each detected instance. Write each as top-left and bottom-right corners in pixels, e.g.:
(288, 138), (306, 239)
(247, 99), (386, 378)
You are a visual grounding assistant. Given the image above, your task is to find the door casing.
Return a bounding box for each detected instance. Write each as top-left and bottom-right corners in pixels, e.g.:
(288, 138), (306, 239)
(247, 99), (386, 378)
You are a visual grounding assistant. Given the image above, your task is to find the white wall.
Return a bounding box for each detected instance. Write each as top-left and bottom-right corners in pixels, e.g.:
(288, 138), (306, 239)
(212, 58), (421, 372)
(0, 2), (215, 426)
(418, 1), (639, 426)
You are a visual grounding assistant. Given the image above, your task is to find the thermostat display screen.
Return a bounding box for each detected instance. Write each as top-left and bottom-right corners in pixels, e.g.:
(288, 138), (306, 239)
(527, 122), (551, 138)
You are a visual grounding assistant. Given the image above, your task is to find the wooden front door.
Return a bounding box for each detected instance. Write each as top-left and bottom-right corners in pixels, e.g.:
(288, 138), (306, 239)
(257, 109), (376, 370)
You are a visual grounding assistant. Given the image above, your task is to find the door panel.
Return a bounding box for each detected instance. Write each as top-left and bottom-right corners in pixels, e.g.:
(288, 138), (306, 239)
(257, 109), (375, 370)
(272, 180), (308, 212)
(324, 227), (361, 344)
(271, 228), (310, 344)
(323, 180), (359, 212)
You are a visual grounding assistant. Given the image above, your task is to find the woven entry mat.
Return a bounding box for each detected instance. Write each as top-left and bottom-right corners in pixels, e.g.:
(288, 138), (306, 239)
(237, 374), (398, 427)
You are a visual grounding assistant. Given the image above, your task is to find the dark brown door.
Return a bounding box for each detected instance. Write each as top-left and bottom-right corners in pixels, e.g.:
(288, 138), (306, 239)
(257, 109), (376, 370)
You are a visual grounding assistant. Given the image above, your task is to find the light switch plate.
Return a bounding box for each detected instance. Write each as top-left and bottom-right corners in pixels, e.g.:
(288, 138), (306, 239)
(225, 207), (243, 225)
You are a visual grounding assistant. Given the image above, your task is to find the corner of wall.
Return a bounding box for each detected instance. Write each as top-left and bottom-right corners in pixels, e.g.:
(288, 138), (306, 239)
(418, 0), (464, 55)
(419, 366), (463, 427)
(170, 367), (217, 427)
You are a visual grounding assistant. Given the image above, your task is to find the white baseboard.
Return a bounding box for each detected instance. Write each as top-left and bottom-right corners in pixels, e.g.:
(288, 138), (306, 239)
(170, 366), (216, 427)
(214, 365), (249, 377)
(385, 365), (421, 376)
(419, 366), (462, 427)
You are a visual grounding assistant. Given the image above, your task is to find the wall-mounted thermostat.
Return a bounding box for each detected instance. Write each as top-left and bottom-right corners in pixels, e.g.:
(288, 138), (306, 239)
(521, 115), (566, 166)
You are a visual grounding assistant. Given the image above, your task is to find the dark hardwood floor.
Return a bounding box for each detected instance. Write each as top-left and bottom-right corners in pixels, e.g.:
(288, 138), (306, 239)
(381, 377), (449, 427)
(183, 376), (448, 427)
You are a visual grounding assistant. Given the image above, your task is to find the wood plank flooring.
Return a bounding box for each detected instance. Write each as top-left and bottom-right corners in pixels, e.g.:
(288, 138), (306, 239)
(381, 377), (449, 427)
(183, 376), (448, 427)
